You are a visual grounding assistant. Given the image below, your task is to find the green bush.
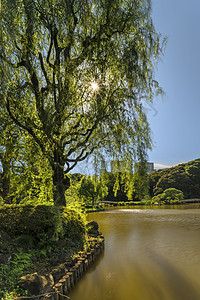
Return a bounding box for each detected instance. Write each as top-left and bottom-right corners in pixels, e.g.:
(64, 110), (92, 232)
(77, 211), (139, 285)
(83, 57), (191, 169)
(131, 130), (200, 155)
(152, 188), (184, 204)
(0, 205), (87, 299)
(0, 205), (86, 247)
(61, 208), (86, 240)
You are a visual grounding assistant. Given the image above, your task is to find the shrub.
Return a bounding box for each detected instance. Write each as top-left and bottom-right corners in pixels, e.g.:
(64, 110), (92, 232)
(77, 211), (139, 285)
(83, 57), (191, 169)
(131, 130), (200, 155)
(152, 188), (184, 204)
(0, 205), (86, 247)
(61, 208), (86, 240)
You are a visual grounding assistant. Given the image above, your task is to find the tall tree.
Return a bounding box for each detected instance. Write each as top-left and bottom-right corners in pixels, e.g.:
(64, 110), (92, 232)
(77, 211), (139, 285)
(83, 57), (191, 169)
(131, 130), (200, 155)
(132, 161), (149, 200)
(0, 112), (16, 203)
(0, 94), (19, 203)
(78, 175), (108, 208)
(0, 0), (165, 206)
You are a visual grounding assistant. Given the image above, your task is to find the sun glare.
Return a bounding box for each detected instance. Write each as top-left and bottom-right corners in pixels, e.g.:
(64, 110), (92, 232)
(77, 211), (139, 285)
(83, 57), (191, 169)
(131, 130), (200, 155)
(90, 81), (99, 91)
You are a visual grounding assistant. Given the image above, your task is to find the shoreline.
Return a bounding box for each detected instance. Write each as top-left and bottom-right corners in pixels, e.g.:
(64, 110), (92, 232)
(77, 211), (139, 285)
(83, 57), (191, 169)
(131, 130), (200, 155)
(86, 202), (200, 213)
(50, 235), (105, 300)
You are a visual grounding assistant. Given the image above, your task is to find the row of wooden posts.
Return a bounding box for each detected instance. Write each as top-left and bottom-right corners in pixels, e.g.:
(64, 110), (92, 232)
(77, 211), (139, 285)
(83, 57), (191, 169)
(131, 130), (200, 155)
(44, 235), (105, 300)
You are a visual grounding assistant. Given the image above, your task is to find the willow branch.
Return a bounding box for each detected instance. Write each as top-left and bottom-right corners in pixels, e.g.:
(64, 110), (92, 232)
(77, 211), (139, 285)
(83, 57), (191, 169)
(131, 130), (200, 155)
(65, 134), (109, 173)
(66, 147), (95, 172)
(63, 0), (78, 60)
(6, 98), (46, 155)
(47, 27), (54, 69)
(38, 52), (50, 86)
(65, 121), (98, 158)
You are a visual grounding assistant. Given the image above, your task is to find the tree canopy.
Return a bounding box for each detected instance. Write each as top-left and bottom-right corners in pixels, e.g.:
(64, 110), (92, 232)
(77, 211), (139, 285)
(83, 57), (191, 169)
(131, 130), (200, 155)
(0, 0), (165, 206)
(148, 158), (200, 199)
(152, 188), (184, 204)
(78, 175), (108, 207)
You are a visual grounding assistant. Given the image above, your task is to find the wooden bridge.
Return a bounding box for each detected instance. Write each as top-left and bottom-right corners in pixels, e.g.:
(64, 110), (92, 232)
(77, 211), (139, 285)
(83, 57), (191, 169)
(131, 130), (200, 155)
(180, 198), (200, 203)
(98, 201), (119, 206)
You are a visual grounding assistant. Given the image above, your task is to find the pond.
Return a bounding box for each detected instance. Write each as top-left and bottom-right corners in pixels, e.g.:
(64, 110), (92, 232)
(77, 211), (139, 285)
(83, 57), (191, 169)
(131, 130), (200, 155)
(69, 205), (200, 300)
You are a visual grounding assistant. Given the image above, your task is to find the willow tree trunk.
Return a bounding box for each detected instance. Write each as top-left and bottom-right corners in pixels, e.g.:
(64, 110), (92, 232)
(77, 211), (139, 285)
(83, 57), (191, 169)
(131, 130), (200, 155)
(2, 160), (11, 204)
(52, 160), (70, 206)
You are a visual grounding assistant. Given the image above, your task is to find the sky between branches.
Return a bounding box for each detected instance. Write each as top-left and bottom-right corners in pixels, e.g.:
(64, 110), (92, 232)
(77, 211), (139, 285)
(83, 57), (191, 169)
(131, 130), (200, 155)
(74, 0), (200, 174)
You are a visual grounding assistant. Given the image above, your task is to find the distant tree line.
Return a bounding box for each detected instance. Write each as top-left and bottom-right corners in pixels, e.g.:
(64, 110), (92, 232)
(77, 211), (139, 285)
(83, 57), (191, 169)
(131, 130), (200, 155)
(2, 157), (200, 207)
(148, 159), (200, 199)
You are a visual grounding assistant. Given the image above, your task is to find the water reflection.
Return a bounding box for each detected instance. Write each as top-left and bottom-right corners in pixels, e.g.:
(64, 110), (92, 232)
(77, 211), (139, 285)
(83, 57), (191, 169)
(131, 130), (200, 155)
(70, 206), (200, 300)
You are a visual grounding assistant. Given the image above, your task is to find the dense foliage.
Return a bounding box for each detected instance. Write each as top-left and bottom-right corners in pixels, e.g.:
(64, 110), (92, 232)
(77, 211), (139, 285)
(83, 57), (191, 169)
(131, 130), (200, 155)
(99, 164), (150, 202)
(0, 97), (53, 205)
(0, 205), (87, 298)
(148, 158), (200, 199)
(100, 171), (128, 202)
(78, 175), (108, 207)
(0, 205), (86, 245)
(0, 0), (165, 206)
(152, 188), (184, 204)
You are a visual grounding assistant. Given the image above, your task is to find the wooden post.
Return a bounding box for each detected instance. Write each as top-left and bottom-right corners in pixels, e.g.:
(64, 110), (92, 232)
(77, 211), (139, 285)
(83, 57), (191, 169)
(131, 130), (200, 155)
(62, 275), (69, 295)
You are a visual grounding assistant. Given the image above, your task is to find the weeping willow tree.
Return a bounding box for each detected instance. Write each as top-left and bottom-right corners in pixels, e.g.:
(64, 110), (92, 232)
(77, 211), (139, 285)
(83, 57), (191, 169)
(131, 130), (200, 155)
(0, 0), (165, 206)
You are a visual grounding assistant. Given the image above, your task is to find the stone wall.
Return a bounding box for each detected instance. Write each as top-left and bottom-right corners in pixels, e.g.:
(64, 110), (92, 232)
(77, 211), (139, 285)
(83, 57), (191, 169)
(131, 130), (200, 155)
(43, 235), (105, 300)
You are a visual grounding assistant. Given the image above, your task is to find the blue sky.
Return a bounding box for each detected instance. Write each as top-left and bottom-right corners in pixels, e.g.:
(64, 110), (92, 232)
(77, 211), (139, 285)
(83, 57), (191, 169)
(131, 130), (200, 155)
(148, 0), (200, 169)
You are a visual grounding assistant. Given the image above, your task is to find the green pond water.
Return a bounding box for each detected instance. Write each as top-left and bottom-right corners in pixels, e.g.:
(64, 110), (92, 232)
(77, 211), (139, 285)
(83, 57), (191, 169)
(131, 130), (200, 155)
(70, 205), (200, 300)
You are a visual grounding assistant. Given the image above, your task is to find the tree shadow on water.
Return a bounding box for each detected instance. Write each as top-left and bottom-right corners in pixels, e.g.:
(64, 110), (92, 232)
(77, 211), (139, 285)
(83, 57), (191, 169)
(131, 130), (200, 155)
(145, 249), (200, 300)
